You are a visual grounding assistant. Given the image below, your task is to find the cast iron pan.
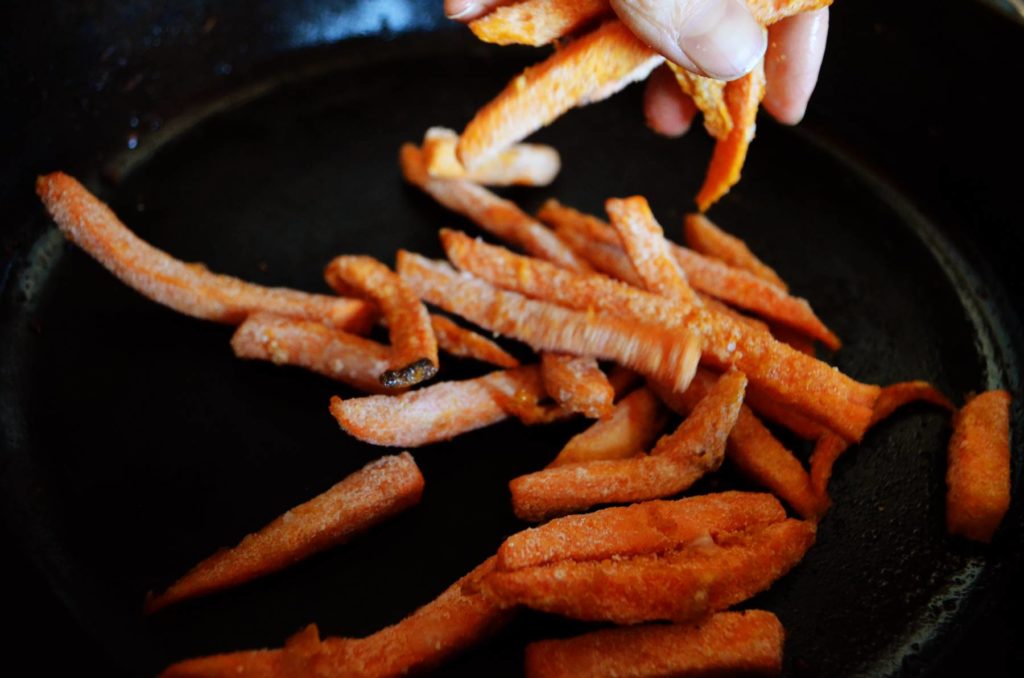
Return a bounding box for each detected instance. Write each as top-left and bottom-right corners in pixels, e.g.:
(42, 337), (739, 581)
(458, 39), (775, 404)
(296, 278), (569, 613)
(2, 1), (1023, 675)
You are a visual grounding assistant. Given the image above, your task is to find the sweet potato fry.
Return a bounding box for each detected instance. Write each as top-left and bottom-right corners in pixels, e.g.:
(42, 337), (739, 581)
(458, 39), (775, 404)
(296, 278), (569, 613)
(748, 0), (833, 25)
(484, 518), (815, 623)
(684, 212), (787, 290)
(498, 491), (785, 570)
(439, 229), (880, 441)
(36, 172), (374, 332)
(160, 558), (511, 678)
(696, 62), (765, 212)
(457, 20), (662, 168)
(547, 386), (666, 467)
(524, 610), (785, 678)
(397, 251), (702, 394)
(325, 255), (438, 388)
(550, 218), (645, 287)
(540, 353), (615, 418)
(330, 366), (548, 447)
(770, 322), (817, 356)
(947, 390), (1011, 543)
(509, 371), (745, 521)
(667, 63), (733, 140)
(606, 196), (698, 306)
(421, 127), (561, 186)
(145, 453), (424, 614)
(538, 198), (620, 247)
(429, 314), (520, 368)
(469, 0), (612, 46)
(401, 144), (588, 271)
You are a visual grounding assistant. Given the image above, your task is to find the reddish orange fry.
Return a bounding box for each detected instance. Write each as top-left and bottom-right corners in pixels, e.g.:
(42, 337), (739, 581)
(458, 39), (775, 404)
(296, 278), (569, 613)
(524, 610), (784, 678)
(430, 314), (520, 368)
(541, 353), (615, 418)
(696, 61), (765, 212)
(748, 0), (833, 25)
(551, 218), (646, 287)
(606, 196), (698, 306)
(145, 453), (424, 614)
(538, 199), (620, 247)
(325, 255), (437, 388)
(548, 386), (666, 467)
(36, 172), (374, 332)
(457, 20), (662, 168)
(397, 251), (702, 394)
(160, 558), (510, 678)
(469, 0), (612, 46)
(607, 365), (642, 396)
(771, 322), (817, 356)
(421, 127), (561, 186)
(498, 491), (785, 570)
(509, 371), (746, 521)
(231, 314), (392, 393)
(700, 294), (770, 334)
(744, 383), (830, 440)
(684, 212), (787, 290)
(439, 229), (880, 441)
(666, 63), (734, 140)
(947, 390), (1011, 543)
(808, 433), (847, 502)
(330, 366), (549, 447)
(484, 518), (815, 624)
(401, 144), (588, 272)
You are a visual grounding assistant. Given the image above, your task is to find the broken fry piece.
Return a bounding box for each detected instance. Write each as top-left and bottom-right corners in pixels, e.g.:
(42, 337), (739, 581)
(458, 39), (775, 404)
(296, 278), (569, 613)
(667, 63), (733, 140)
(524, 610), (785, 678)
(946, 390), (1011, 543)
(36, 172), (374, 332)
(430, 314), (520, 368)
(541, 353), (615, 418)
(684, 212), (787, 290)
(748, 0), (833, 25)
(145, 453), (424, 614)
(469, 0), (612, 46)
(548, 386), (666, 467)
(421, 127), (561, 186)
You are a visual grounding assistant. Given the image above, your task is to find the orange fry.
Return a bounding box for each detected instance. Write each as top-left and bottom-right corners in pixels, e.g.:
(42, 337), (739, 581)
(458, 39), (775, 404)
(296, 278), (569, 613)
(748, 0), (833, 25)
(440, 229), (880, 441)
(771, 322), (817, 355)
(401, 144), (588, 271)
(484, 518), (815, 623)
(550, 217), (646, 287)
(36, 172), (374, 332)
(947, 390), (1011, 543)
(430, 314), (520, 368)
(498, 491), (785, 570)
(684, 212), (787, 290)
(524, 610), (784, 678)
(538, 199), (620, 247)
(509, 371), (746, 521)
(421, 127), (561, 186)
(330, 366), (548, 447)
(469, 0), (612, 46)
(541, 353), (615, 418)
(397, 251), (702, 393)
(696, 61), (765, 212)
(667, 63), (733, 140)
(457, 20), (662, 168)
(145, 453), (424, 614)
(325, 255), (437, 388)
(744, 383), (830, 440)
(547, 386), (666, 467)
(606, 195), (698, 305)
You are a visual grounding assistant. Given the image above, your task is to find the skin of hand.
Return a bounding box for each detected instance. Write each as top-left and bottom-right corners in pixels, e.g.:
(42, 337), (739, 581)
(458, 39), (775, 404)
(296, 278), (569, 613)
(445, 0), (829, 136)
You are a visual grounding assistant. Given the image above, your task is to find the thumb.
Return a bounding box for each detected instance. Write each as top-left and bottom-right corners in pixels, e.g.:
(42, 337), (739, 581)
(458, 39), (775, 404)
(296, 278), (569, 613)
(610, 0), (766, 81)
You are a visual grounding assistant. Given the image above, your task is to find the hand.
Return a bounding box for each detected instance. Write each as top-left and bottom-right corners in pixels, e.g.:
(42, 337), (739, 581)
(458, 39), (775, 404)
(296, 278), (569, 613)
(445, 0), (829, 137)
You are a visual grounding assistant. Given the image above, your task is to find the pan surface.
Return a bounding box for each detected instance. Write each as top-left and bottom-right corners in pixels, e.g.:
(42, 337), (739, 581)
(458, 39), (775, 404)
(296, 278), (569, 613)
(1, 1), (1022, 676)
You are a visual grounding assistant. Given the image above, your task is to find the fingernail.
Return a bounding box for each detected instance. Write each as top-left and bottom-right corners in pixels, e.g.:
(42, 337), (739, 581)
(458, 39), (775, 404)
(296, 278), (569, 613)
(678, 0), (766, 81)
(446, 1), (480, 20)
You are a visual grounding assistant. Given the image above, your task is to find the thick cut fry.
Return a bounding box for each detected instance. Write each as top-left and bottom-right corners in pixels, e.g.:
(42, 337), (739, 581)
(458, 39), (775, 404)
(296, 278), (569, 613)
(439, 230), (880, 441)
(606, 196), (698, 306)
(684, 213), (787, 290)
(469, 0), (612, 46)
(667, 63), (733, 140)
(160, 558), (510, 678)
(696, 62), (765, 212)
(548, 387), (666, 467)
(771, 322), (817, 356)
(947, 390), (1011, 543)
(401, 144), (588, 271)
(36, 172), (374, 332)
(525, 610), (785, 678)
(745, 383), (829, 440)
(430, 314), (520, 368)
(457, 20), (662, 168)
(551, 218), (646, 287)
(484, 519), (815, 623)
(509, 371), (745, 521)
(398, 251), (701, 394)
(145, 453), (424, 614)
(231, 314), (392, 393)
(325, 255), (437, 388)
(498, 491), (785, 570)
(541, 353), (615, 418)
(538, 199), (620, 246)
(421, 127), (561, 186)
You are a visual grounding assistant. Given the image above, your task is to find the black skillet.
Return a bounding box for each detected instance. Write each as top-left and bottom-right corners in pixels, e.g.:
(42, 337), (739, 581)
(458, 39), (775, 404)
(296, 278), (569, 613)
(2, 1), (1023, 675)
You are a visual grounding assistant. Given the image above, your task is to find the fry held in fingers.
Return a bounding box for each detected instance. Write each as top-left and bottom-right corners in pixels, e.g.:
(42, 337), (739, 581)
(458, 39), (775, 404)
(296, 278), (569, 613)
(469, 0), (612, 46)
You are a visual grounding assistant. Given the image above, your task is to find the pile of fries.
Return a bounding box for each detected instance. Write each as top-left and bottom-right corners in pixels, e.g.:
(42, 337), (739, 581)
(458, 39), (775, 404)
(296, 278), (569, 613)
(33, 1), (1012, 675)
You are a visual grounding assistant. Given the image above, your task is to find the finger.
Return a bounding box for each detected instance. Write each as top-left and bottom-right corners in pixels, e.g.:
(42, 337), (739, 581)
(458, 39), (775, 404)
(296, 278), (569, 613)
(763, 8), (829, 125)
(643, 65), (698, 137)
(445, 0), (508, 22)
(610, 0), (766, 81)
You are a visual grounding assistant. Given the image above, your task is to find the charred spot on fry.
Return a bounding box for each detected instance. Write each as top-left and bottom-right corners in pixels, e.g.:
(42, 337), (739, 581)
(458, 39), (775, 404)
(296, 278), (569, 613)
(380, 357), (439, 389)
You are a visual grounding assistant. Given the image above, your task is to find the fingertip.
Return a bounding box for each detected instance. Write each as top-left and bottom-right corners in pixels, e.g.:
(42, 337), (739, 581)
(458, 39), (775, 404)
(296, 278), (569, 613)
(445, 0), (482, 21)
(764, 8), (829, 125)
(644, 66), (698, 138)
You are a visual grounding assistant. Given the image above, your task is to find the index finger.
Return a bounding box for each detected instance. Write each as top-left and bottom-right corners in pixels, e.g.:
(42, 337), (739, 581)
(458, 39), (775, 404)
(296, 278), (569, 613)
(446, 0), (509, 21)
